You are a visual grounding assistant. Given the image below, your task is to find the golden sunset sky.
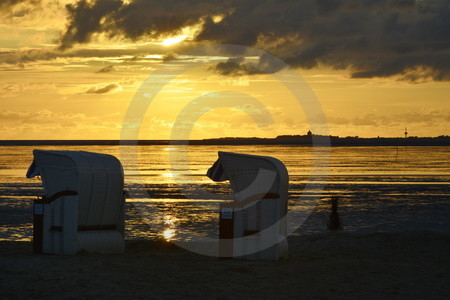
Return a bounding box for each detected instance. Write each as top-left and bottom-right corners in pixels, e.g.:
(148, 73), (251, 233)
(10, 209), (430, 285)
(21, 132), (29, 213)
(1, 0), (449, 140)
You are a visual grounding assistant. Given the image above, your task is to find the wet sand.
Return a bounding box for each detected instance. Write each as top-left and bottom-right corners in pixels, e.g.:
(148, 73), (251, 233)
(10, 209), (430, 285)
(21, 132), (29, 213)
(1, 232), (449, 299)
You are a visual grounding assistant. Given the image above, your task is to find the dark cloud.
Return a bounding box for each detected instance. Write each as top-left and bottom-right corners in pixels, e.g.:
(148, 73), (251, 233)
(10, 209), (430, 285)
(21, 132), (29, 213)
(162, 53), (177, 62)
(0, 0), (41, 17)
(213, 54), (285, 75)
(59, 0), (123, 50)
(0, 0), (39, 9)
(0, 0), (23, 9)
(85, 83), (120, 94)
(0, 49), (59, 67)
(97, 65), (115, 73)
(59, 0), (450, 81)
(0, 45), (165, 67)
(214, 57), (248, 76)
(59, 0), (224, 50)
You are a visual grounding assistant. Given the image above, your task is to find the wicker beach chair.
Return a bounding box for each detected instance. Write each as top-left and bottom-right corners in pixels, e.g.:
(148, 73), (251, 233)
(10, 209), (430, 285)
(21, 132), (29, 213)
(26, 150), (125, 255)
(207, 151), (289, 260)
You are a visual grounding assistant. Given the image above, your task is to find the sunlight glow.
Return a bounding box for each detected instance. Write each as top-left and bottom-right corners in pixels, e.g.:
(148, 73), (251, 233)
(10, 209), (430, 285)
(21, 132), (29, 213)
(212, 14), (225, 23)
(160, 35), (188, 46)
(163, 228), (176, 241)
(162, 215), (178, 241)
(162, 172), (178, 178)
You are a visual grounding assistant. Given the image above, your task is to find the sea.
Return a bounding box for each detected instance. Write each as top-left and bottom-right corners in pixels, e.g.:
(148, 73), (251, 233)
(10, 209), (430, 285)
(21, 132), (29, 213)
(0, 145), (449, 242)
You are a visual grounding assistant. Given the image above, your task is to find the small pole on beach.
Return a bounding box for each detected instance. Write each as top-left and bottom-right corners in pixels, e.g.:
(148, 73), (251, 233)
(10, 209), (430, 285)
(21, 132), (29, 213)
(328, 196), (343, 230)
(219, 205), (234, 259)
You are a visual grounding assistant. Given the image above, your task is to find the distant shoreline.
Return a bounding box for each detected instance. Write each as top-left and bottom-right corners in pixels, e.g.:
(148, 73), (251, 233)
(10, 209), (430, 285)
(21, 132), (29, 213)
(1, 135), (449, 146)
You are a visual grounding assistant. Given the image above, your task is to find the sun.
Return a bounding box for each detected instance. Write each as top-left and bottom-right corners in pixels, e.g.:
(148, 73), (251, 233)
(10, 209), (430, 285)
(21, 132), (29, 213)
(160, 35), (188, 46)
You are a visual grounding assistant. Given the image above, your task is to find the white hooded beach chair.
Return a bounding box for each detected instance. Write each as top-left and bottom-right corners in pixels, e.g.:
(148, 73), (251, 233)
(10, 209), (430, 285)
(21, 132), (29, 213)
(26, 150), (125, 255)
(207, 151), (289, 260)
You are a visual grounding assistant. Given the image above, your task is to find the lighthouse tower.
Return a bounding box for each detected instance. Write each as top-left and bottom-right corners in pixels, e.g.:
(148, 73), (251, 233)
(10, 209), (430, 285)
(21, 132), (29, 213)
(404, 127), (408, 138)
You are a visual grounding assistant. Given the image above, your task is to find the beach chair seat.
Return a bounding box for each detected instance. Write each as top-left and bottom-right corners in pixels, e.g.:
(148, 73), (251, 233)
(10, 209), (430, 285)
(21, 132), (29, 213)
(207, 151), (289, 260)
(26, 150), (125, 255)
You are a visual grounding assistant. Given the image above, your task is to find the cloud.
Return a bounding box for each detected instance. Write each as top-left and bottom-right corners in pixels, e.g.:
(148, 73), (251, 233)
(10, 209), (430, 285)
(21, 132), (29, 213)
(97, 65), (115, 73)
(0, 0), (41, 17)
(199, 0), (450, 81)
(57, 0), (450, 81)
(85, 83), (121, 94)
(327, 109), (450, 127)
(214, 57), (248, 76)
(58, 0), (223, 50)
(0, 82), (57, 98)
(0, 45), (164, 68)
(59, 0), (123, 50)
(0, 0), (23, 10)
(213, 54), (285, 75)
(0, 109), (122, 139)
(0, 48), (58, 66)
(162, 53), (177, 62)
(0, 109), (87, 126)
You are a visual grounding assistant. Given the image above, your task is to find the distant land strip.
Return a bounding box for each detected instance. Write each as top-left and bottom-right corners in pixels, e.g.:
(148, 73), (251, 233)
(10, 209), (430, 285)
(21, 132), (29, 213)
(1, 135), (449, 146)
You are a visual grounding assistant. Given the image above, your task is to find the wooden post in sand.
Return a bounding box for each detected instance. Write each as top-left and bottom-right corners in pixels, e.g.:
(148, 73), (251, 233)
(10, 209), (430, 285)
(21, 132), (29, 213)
(219, 205), (234, 258)
(328, 196), (343, 230)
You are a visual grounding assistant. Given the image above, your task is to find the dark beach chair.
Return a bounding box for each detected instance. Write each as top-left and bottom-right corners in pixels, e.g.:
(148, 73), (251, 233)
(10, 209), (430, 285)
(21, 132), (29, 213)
(207, 151), (289, 260)
(26, 150), (125, 254)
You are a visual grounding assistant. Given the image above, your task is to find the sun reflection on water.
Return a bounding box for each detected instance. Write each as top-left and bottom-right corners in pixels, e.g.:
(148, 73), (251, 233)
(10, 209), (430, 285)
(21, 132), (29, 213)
(162, 215), (179, 241)
(163, 228), (176, 241)
(162, 172), (178, 178)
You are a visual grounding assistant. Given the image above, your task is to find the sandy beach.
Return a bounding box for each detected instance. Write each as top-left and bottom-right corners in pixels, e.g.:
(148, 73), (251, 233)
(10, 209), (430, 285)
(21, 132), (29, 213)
(1, 231), (449, 299)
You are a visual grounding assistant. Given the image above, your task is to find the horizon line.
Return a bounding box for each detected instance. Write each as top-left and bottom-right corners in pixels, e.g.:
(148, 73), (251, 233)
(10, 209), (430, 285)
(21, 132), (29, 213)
(1, 133), (449, 142)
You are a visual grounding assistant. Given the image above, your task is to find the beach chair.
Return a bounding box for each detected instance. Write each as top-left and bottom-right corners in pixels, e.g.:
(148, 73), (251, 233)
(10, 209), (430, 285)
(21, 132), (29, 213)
(26, 150), (125, 255)
(207, 151), (289, 260)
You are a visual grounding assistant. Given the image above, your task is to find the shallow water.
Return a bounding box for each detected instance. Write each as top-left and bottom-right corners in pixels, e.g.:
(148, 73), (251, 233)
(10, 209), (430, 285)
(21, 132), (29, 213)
(0, 145), (449, 241)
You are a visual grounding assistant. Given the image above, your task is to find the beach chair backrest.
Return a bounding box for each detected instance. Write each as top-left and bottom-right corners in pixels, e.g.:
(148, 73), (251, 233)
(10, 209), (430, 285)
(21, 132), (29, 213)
(32, 150), (124, 228)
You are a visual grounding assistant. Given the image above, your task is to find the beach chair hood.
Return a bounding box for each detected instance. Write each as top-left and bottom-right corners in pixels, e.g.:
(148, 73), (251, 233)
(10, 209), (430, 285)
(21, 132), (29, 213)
(207, 151), (288, 202)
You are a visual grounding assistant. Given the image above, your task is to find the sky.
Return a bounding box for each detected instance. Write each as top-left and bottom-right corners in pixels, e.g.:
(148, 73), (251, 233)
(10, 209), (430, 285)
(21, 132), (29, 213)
(1, 0), (449, 140)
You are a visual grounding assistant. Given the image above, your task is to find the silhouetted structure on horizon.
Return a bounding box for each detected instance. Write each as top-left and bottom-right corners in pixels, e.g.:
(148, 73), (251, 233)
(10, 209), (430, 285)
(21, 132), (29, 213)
(204, 131), (450, 146)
